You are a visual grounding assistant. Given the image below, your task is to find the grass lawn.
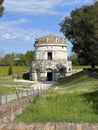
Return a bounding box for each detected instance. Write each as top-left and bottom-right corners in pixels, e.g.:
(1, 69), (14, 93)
(72, 65), (98, 69)
(0, 66), (32, 95)
(0, 66), (29, 77)
(0, 77), (32, 95)
(15, 71), (98, 123)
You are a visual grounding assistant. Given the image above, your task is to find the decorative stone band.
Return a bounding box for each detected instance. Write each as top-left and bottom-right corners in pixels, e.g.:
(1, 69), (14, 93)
(34, 43), (67, 47)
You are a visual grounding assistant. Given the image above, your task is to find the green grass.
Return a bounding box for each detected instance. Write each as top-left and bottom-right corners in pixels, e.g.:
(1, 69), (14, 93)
(72, 65), (90, 69)
(0, 66), (31, 95)
(0, 66), (29, 77)
(14, 71), (98, 123)
(57, 71), (98, 93)
(0, 77), (32, 95)
(0, 85), (16, 95)
(72, 65), (98, 69)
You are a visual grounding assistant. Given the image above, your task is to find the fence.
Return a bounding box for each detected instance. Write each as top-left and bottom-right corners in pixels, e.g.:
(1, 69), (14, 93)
(0, 85), (51, 123)
(0, 86), (48, 105)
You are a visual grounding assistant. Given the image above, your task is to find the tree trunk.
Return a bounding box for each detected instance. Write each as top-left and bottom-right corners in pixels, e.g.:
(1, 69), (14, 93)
(91, 63), (95, 70)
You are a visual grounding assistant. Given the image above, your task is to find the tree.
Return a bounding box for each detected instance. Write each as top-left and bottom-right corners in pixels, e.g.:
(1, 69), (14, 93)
(0, 0), (4, 16)
(4, 53), (15, 66)
(8, 66), (13, 75)
(60, 2), (98, 68)
(3, 51), (34, 66)
(25, 50), (34, 65)
(68, 53), (79, 66)
(15, 53), (25, 66)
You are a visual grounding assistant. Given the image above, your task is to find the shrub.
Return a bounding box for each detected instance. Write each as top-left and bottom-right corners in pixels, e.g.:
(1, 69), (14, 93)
(23, 72), (29, 80)
(8, 66), (13, 75)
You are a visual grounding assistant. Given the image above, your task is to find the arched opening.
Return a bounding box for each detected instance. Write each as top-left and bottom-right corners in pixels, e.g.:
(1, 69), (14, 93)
(47, 69), (52, 81)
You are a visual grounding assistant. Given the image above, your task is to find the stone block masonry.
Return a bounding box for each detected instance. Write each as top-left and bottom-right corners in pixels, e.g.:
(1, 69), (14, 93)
(0, 94), (36, 123)
(30, 34), (72, 81)
(0, 123), (98, 130)
(0, 84), (52, 123)
(0, 84), (98, 130)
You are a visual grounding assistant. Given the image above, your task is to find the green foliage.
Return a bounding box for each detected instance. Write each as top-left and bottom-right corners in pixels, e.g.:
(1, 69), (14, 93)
(15, 71), (98, 123)
(3, 50), (34, 66)
(60, 2), (98, 68)
(23, 72), (29, 80)
(0, 0), (4, 17)
(25, 50), (34, 65)
(14, 53), (25, 66)
(4, 53), (15, 66)
(8, 66), (13, 75)
(68, 53), (79, 66)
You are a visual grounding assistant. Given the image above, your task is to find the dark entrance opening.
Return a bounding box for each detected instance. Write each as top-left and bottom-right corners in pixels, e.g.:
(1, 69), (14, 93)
(47, 72), (52, 81)
(48, 52), (52, 60)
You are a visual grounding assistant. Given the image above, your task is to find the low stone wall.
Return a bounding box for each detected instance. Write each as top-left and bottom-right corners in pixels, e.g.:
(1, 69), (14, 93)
(0, 81), (98, 129)
(0, 84), (56, 123)
(0, 94), (36, 123)
(0, 123), (98, 130)
(72, 69), (83, 74)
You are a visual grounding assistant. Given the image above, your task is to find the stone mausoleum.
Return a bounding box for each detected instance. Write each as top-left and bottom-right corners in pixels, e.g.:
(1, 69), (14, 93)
(30, 34), (72, 81)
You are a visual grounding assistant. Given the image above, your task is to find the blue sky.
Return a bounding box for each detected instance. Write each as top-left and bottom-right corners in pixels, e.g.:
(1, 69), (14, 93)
(0, 0), (93, 56)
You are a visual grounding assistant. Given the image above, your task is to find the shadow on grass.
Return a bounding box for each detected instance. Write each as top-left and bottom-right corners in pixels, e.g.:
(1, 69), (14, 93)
(58, 71), (87, 87)
(82, 90), (98, 114)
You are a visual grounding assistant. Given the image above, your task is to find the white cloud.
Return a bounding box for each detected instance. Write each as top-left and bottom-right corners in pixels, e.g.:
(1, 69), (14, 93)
(4, 0), (62, 15)
(0, 19), (50, 43)
(4, 0), (93, 15)
(61, 0), (93, 6)
(2, 33), (12, 40)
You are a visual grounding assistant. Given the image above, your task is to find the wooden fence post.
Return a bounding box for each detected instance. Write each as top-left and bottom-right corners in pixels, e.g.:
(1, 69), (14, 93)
(33, 87), (35, 95)
(0, 96), (2, 105)
(16, 88), (19, 100)
(26, 89), (28, 96)
(5, 94), (7, 103)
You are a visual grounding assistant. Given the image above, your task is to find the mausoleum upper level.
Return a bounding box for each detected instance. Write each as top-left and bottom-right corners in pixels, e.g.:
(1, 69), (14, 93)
(35, 34), (66, 44)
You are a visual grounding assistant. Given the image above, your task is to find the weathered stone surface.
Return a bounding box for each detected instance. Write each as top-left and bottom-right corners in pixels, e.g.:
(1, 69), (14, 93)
(0, 123), (98, 130)
(0, 95), (35, 123)
(70, 123), (77, 130)
(56, 123), (70, 130)
(92, 124), (98, 130)
(30, 34), (72, 81)
(35, 34), (66, 44)
(77, 124), (82, 130)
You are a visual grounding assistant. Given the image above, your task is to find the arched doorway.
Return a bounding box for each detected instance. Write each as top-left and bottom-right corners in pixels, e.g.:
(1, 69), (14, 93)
(47, 69), (52, 81)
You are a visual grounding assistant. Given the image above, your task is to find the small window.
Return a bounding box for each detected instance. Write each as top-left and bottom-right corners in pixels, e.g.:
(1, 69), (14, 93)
(48, 52), (52, 60)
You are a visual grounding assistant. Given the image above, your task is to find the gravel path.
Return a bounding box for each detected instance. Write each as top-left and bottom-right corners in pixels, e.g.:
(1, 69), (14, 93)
(0, 80), (57, 105)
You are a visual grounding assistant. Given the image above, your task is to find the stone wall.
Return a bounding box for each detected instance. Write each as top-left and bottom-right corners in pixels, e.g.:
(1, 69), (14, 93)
(0, 82), (98, 130)
(0, 87), (53, 123)
(0, 123), (98, 130)
(0, 94), (36, 123)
